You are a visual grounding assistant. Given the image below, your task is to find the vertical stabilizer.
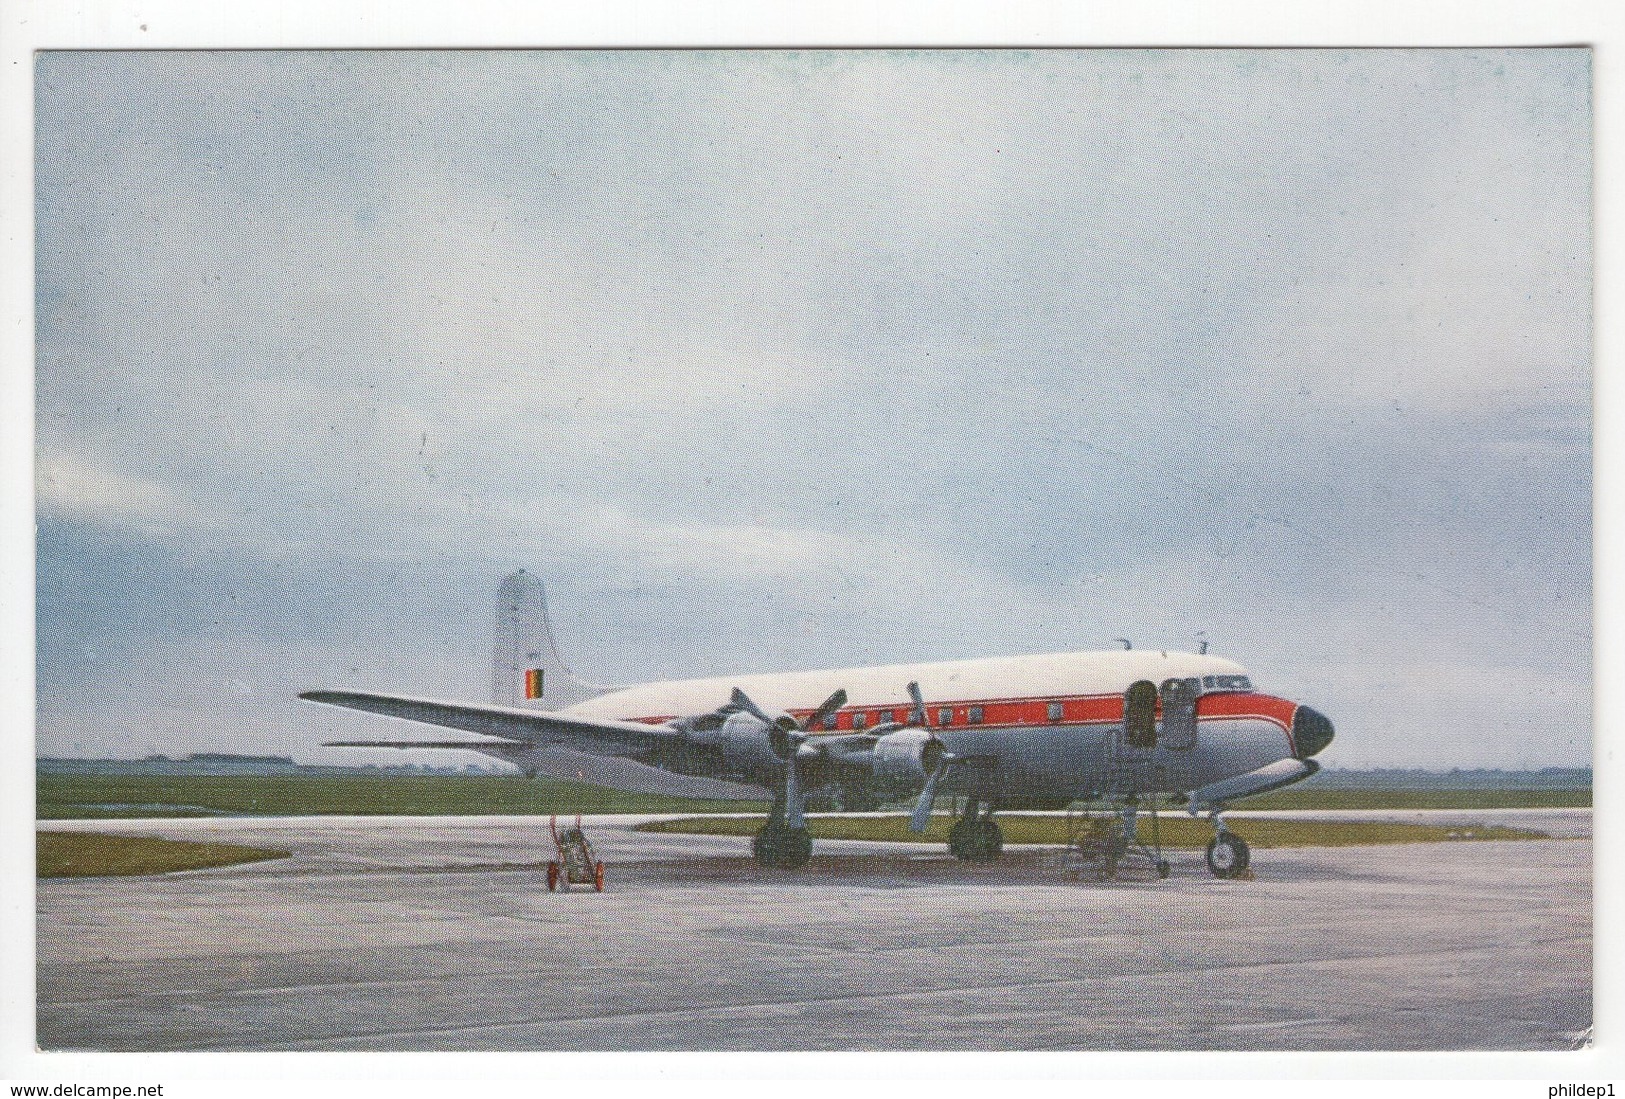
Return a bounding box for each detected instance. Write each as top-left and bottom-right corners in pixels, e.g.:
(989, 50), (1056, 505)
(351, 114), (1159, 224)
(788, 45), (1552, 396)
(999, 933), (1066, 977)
(492, 570), (609, 710)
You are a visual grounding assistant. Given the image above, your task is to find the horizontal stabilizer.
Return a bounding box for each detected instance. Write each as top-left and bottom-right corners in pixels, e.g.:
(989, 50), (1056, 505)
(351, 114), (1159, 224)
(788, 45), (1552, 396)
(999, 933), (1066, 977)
(1188, 758), (1319, 811)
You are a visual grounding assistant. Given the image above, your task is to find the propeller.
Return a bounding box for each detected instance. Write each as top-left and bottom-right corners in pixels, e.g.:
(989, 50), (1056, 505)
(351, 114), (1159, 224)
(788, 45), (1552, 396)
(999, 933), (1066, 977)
(731, 686), (847, 830)
(867, 680), (933, 737)
(909, 753), (955, 833)
(901, 680), (958, 833)
(907, 680), (929, 727)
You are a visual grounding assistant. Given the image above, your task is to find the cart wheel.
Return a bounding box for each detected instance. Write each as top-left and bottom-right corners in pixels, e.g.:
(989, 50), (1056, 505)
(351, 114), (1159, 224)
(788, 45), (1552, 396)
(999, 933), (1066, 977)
(594, 862), (605, 892)
(546, 862), (559, 892)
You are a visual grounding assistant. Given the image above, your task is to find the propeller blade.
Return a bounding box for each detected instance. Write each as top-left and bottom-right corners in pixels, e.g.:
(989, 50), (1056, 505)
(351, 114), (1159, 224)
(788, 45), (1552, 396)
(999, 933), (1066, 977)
(730, 687), (775, 726)
(784, 757), (806, 829)
(908, 755), (955, 833)
(804, 688), (848, 731)
(907, 681), (928, 727)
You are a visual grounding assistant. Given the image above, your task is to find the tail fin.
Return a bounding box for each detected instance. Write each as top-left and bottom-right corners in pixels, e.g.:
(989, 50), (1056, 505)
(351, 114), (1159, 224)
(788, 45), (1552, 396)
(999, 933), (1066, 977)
(491, 570), (610, 710)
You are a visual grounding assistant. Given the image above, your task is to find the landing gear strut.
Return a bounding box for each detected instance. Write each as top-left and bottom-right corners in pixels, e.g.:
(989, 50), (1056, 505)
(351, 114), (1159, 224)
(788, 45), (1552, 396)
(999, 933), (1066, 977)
(1204, 810), (1251, 879)
(947, 799), (1004, 860)
(753, 788), (813, 870)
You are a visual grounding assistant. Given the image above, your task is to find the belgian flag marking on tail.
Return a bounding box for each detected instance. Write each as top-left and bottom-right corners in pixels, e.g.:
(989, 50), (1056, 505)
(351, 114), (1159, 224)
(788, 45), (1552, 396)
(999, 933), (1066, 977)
(524, 668), (545, 699)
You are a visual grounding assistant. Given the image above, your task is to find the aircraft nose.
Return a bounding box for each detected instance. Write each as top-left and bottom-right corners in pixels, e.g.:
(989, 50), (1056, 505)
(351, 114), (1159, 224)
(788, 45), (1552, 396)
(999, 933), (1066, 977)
(1293, 705), (1335, 758)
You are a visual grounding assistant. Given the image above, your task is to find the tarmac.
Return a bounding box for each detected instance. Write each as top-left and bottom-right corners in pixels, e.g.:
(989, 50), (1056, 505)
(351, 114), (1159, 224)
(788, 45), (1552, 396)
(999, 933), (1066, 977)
(36, 810), (1592, 1052)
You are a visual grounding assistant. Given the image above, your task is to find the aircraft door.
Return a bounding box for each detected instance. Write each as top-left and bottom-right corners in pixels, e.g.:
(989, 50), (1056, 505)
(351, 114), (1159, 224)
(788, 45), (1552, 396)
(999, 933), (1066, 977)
(1159, 677), (1199, 750)
(1124, 680), (1158, 748)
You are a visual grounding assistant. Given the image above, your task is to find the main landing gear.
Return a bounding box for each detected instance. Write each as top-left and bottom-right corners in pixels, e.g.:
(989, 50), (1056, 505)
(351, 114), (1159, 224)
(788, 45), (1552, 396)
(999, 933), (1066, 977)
(947, 799), (1004, 860)
(753, 788), (813, 870)
(1204, 811), (1251, 879)
(753, 822), (813, 869)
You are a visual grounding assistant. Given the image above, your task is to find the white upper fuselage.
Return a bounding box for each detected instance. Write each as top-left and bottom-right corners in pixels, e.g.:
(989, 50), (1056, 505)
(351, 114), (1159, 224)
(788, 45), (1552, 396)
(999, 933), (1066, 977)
(567, 649), (1253, 726)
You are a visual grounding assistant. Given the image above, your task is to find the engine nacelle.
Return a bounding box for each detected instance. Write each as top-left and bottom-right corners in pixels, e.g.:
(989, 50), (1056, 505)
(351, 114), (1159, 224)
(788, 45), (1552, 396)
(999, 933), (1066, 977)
(700, 711), (794, 778)
(871, 728), (945, 796)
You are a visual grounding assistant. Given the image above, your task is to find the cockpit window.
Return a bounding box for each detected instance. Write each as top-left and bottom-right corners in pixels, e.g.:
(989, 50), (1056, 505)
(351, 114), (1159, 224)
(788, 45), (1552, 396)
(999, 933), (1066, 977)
(1200, 674), (1253, 692)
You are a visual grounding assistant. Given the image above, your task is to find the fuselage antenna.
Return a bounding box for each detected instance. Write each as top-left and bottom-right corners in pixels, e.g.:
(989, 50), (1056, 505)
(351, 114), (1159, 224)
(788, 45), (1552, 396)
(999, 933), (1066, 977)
(1196, 631), (1209, 655)
(1114, 638), (1133, 651)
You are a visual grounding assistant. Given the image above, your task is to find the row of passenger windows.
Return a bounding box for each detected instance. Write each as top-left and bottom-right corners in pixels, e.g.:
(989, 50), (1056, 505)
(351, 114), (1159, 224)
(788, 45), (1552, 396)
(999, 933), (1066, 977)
(815, 678), (1251, 732)
(832, 705), (991, 730)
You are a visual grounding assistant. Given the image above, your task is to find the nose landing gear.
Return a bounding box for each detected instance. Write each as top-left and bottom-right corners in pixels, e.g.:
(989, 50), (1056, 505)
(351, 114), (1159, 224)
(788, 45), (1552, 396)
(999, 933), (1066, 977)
(1204, 812), (1251, 879)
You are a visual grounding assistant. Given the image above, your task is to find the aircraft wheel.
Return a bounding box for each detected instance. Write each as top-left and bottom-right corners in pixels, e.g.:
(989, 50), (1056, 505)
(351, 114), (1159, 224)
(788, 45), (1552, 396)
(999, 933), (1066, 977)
(753, 824), (813, 870)
(594, 862), (605, 892)
(1105, 832), (1128, 873)
(1157, 860), (1171, 879)
(546, 862), (560, 891)
(1206, 832), (1251, 878)
(949, 818), (1003, 860)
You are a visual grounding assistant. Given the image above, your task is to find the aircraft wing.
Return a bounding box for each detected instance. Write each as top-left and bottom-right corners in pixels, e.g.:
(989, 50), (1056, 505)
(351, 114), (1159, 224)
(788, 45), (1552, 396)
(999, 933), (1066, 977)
(300, 690), (679, 756)
(322, 739), (532, 752)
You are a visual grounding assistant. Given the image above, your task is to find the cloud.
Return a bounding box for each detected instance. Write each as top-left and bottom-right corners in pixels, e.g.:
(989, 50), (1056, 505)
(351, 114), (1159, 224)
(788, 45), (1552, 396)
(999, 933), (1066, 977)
(36, 452), (222, 539)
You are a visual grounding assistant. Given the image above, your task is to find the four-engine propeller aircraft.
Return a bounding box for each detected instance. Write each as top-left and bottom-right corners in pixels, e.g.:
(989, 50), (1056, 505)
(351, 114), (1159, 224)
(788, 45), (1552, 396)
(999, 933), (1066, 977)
(303, 571), (1334, 877)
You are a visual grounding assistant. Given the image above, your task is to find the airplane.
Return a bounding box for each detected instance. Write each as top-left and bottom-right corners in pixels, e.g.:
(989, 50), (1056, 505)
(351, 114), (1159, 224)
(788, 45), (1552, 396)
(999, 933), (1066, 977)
(303, 570), (1334, 878)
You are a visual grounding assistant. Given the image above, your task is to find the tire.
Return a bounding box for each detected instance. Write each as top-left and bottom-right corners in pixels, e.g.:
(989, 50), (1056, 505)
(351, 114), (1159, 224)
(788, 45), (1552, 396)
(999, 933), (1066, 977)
(975, 820), (1004, 860)
(547, 862), (559, 892)
(753, 824), (812, 869)
(1206, 832), (1251, 879)
(950, 819), (1003, 860)
(752, 827), (777, 866)
(594, 862), (605, 892)
(1157, 860), (1171, 879)
(1105, 832), (1129, 871)
(778, 827), (812, 869)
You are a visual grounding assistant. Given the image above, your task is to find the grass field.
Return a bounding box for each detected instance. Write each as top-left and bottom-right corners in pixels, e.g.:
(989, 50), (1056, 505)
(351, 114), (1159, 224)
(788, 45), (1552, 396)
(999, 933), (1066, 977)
(36, 771), (1589, 820)
(37, 772), (767, 820)
(636, 813), (1552, 847)
(37, 831), (291, 877)
(1238, 786), (1589, 810)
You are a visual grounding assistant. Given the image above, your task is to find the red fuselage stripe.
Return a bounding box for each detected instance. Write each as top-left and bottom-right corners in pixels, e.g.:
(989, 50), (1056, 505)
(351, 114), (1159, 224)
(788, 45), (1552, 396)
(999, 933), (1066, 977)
(627, 692), (1299, 735)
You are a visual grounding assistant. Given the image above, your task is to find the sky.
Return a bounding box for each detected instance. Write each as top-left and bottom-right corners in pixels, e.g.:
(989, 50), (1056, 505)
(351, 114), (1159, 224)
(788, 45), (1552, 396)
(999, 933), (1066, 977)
(34, 48), (1592, 769)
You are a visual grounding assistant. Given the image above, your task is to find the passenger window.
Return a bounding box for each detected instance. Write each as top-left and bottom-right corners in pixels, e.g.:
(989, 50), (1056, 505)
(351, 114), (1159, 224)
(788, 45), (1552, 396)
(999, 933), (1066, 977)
(938, 707), (954, 726)
(851, 711), (867, 730)
(823, 712), (839, 730)
(1203, 676), (1216, 688)
(1047, 701), (1064, 722)
(968, 705), (985, 725)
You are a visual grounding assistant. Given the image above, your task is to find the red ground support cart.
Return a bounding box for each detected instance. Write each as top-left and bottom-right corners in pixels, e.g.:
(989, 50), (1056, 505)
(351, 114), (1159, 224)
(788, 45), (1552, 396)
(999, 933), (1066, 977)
(546, 814), (605, 892)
